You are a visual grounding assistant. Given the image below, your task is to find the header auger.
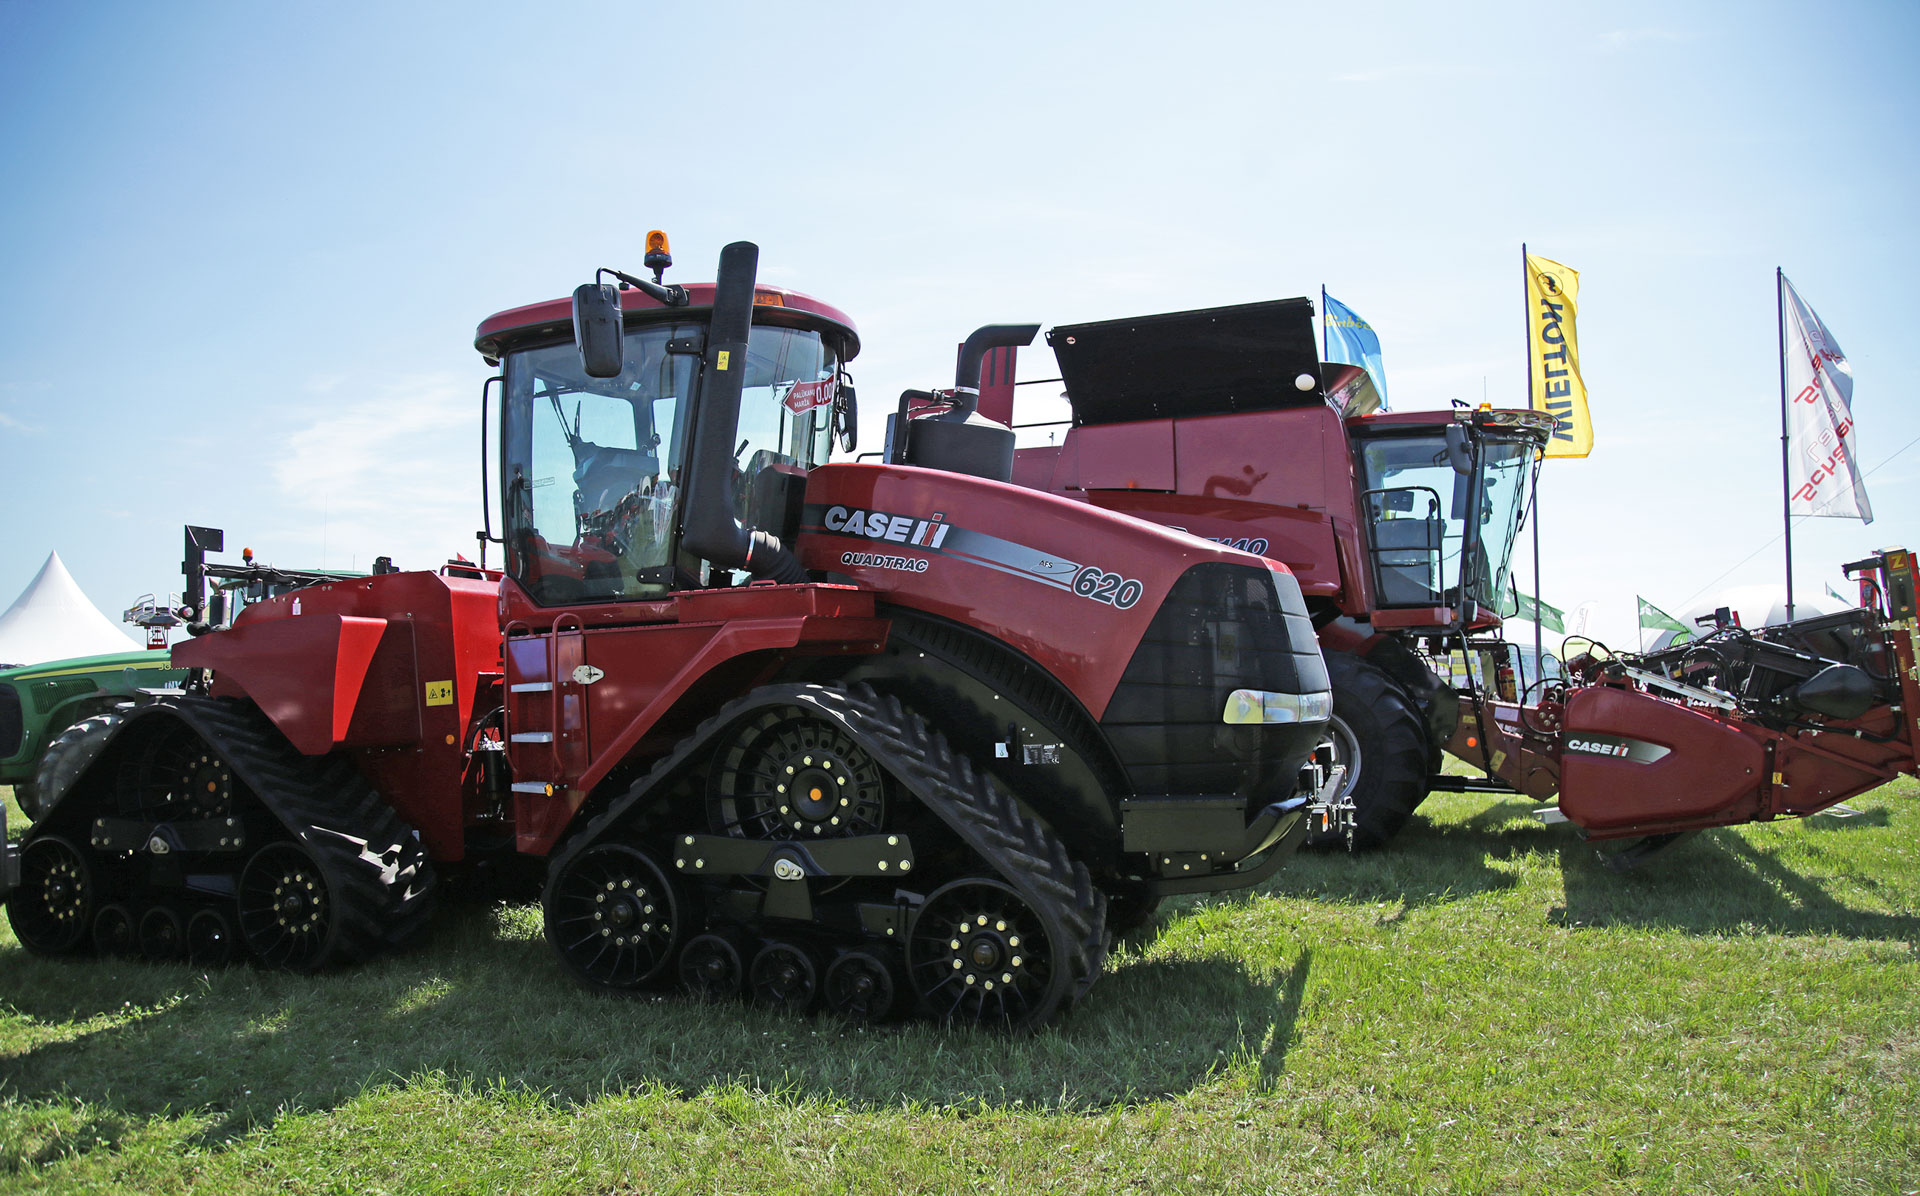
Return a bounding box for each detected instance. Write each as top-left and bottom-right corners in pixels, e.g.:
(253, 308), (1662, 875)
(3, 236), (1339, 1031)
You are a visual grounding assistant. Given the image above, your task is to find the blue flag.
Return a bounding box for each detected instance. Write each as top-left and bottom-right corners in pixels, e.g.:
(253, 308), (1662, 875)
(1322, 292), (1390, 412)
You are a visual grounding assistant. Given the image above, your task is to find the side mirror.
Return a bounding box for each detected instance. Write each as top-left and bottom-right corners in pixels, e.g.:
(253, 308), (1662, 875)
(834, 379), (858, 454)
(1444, 424), (1474, 475)
(572, 282), (625, 378)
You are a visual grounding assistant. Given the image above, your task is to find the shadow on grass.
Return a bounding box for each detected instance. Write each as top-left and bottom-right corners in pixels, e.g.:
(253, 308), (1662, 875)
(1553, 828), (1920, 941)
(1258, 800), (1546, 909)
(0, 896), (1311, 1160)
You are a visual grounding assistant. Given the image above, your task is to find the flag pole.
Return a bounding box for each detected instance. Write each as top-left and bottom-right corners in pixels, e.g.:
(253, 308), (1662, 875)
(1321, 284), (1329, 362)
(1524, 244), (1543, 687)
(1777, 267), (1795, 622)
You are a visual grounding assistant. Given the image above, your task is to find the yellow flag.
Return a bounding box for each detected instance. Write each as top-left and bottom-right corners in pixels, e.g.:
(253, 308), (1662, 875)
(1525, 253), (1591, 458)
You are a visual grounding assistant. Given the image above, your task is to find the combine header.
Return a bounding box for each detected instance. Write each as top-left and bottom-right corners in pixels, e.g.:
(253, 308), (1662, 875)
(1458, 547), (1918, 865)
(3, 235), (1339, 1030)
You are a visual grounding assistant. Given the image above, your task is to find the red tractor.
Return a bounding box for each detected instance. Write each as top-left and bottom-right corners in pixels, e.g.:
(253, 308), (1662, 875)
(2, 239), (1338, 1030)
(989, 298), (1918, 862)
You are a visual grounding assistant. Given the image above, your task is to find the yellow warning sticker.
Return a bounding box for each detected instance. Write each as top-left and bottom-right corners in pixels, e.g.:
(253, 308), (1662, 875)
(1490, 749), (1508, 774)
(425, 680), (454, 707)
(716, 349), (731, 371)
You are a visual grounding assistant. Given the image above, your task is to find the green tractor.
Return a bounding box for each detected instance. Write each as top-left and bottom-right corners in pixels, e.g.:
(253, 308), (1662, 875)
(1, 650), (187, 820)
(2, 529), (363, 823)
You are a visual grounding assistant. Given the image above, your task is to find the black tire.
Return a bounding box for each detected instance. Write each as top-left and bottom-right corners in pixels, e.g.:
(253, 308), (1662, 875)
(23, 711), (126, 821)
(1303, 651), (1431, 852)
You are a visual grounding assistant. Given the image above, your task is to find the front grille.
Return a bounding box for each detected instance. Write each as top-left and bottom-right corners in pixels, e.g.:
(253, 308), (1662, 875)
(0, 686), (22, 760)
(1103, 563), (1329, 797)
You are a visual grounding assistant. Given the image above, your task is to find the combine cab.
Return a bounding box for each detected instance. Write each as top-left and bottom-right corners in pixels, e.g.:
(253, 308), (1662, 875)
(3, 237), (1336, 1030)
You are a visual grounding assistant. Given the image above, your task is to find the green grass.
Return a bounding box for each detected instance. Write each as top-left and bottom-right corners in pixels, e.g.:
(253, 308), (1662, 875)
(2, 779), (1917, 1194)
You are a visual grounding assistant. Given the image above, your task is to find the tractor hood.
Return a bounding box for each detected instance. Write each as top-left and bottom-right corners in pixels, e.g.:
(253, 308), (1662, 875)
(1047, 298), (1325, 424)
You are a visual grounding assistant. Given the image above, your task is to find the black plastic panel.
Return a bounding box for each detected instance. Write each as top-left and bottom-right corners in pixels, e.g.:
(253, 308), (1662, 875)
(1047, 298), (1324, 424)
(1103, 563), (1329, 797)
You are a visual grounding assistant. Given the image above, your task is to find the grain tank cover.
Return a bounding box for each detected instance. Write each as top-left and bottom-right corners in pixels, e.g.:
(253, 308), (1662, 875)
(1047, 297), (1325, 425)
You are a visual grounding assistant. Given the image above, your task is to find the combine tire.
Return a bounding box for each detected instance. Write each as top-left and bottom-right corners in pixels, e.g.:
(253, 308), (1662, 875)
(1303, 651), (1431, 852)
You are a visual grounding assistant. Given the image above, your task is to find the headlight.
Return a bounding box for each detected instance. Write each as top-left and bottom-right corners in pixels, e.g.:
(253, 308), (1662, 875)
(1222, 688), (1333, 725)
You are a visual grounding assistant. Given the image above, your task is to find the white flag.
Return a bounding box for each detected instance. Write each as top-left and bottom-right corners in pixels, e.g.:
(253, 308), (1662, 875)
(1782, 274), (1871, 522)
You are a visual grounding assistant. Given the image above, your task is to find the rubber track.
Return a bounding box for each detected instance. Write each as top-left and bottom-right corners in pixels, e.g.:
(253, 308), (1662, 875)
(114, 697), (434, 967)
(551, 682), (1109, 1015)
(30, 711), (129, 821)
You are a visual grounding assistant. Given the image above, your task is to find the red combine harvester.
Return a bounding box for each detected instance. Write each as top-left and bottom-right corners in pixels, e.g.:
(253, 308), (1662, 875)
(997, 299), (1552, 848)
(990, 299), (1917, 862)
(2, 238), (1337, 1030)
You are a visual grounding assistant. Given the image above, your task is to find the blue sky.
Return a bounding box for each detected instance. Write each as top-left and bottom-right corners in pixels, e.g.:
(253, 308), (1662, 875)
(2, 1), (1914, 653)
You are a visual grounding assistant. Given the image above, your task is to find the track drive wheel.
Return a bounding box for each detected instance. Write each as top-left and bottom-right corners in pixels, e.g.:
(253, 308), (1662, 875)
(543, 843), (684, 990)
(6, 835), (96, 954)
(1302, 650), (1432, 852)
(239, 842), (336, 971)
(708, 706), (888, 841)
(908, 877), (1069, 1032)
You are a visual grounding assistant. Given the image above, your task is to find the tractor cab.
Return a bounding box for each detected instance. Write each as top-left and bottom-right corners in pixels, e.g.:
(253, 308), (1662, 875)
(1346, 409), (1554, 632)
(475, 238), (859, 607)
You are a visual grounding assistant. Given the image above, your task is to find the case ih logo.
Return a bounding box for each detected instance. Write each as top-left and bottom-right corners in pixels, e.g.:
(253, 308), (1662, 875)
(1564, 734), (1670, 764)
(807, 503), (1144, 611)
(822, 505), (953, 549)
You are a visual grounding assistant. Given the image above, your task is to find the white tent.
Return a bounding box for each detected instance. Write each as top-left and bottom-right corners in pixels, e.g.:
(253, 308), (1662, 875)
(0, 551), (141, 667)
(1647, 585), (1846, 652)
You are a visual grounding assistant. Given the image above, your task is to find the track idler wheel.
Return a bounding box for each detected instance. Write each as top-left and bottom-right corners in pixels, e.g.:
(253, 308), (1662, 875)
(544, 844), (683, 990)
(186, 908), (238, 967)
(139, 906), (186, 962)
(6, 835), (96, 955)
(824, 950), (899, 1024)
(239, 842), (335, 971)
(678, 932), (746, 1002)
(749, 942), (820, 1014)
(908, 877), (1068, 1032)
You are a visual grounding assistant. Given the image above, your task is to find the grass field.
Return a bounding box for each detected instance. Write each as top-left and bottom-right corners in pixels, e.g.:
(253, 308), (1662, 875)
(2, 778), (1916, 1195)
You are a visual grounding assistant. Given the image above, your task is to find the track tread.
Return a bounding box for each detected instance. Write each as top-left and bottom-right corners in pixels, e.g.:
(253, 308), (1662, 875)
(548, 682), (1109, 1025)
(20, 696), (435, 971)
(28, 712), (128, 821)
(175, 698), (437, 964)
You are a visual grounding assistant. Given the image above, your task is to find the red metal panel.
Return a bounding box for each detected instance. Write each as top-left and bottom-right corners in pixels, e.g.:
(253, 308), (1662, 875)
(176, 570), (503, 863)
(797, 462), (1286, 718)
(175, 614), (386, 756)
(1556, 687), (1767, 833)
(1061, 423), (1176, 491)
